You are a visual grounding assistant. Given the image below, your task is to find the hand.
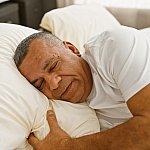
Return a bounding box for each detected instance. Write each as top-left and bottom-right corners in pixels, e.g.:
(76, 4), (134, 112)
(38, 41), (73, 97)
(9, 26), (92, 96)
(28, 110), (71, 150)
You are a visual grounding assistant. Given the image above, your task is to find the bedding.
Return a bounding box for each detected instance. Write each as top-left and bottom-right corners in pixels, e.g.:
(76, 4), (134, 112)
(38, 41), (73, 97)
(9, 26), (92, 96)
(0, 23), (100, 150)
(40, 4), (120, 54)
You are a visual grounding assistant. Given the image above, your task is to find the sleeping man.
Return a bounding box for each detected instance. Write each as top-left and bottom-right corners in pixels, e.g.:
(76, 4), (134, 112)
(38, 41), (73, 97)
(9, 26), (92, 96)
(14, 26), (150, 150)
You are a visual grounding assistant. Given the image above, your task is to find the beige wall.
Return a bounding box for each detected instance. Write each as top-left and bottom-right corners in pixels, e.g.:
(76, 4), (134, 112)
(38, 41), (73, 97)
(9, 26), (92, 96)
(107, 7), (150, 29)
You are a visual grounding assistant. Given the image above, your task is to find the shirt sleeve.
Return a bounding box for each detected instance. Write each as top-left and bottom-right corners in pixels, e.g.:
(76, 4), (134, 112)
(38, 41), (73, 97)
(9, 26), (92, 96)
(106, 26), (150, 101)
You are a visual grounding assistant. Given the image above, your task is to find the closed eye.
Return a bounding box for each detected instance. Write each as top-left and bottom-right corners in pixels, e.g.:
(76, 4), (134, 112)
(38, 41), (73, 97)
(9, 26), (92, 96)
(48, 61), (58, 72)
(37, 79), (45, 91)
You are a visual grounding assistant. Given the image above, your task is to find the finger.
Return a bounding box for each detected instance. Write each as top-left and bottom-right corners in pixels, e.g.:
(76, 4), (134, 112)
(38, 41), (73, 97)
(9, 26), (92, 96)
(47, 110), (59, 132)
(28, 133), (40, 149)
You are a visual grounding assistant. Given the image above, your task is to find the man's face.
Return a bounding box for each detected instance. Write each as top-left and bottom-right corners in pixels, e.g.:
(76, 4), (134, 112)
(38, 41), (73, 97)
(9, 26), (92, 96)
(19, 39), (92, 103)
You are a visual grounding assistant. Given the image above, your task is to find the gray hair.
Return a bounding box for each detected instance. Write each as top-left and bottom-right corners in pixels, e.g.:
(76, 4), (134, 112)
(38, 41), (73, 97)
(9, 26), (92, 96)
(14, 32), (65, 67)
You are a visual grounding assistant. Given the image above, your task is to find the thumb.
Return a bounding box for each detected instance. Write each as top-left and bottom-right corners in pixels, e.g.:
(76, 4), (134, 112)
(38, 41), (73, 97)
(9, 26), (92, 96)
(47, 110), (59, 132)
(28, 133), (40, 149)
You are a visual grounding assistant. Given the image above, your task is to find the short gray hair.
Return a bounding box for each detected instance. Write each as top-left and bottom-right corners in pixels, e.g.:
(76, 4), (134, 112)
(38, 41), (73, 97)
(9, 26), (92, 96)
(14, 32), (65, 67)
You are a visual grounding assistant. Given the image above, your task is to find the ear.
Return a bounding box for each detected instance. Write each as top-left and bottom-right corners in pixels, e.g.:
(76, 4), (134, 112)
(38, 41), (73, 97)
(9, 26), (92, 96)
(63, 41), (81, 57)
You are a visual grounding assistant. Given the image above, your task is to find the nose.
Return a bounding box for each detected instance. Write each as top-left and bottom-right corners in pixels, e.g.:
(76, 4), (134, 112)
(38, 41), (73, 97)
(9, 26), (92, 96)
(44, 73), (62, 90)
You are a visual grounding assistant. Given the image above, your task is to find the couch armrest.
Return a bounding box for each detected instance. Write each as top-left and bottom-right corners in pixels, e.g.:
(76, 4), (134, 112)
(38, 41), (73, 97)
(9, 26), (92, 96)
(106, 7), (150, 29)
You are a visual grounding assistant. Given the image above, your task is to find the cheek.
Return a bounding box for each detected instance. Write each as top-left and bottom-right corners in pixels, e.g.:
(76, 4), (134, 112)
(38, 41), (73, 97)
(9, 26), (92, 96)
(76, 80), (85, 93)
(42, 86), (53, 99)
(79, 77), (87, 94)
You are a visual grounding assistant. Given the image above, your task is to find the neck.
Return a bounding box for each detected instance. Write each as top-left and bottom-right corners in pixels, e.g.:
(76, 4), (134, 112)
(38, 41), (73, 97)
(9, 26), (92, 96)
(80, 57), (93, 102)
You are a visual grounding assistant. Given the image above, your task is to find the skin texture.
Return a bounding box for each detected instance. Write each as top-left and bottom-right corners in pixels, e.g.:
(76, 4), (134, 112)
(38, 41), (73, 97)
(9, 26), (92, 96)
(19, 38), (150, 149)
(19, 40), (93, 103)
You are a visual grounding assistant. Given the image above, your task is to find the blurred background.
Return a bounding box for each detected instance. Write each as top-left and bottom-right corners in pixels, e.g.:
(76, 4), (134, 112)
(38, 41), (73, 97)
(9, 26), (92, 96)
(0, 0), (150, 29)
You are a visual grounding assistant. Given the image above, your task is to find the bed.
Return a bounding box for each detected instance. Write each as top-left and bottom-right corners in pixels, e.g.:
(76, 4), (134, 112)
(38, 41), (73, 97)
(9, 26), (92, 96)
(0, 3), (150, 150)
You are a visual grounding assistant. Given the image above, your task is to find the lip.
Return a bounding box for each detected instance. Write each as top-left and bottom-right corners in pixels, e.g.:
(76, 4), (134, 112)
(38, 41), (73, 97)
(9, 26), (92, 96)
(61, 82), (74, 99)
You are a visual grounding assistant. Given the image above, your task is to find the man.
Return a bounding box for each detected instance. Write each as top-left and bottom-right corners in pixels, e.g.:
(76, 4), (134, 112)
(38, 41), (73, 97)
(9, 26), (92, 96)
(14, 26), (150, 150)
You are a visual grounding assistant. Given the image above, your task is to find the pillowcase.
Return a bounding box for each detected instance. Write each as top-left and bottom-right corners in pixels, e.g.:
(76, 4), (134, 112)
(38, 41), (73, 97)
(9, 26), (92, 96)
(0, 23), (100, 150)
(40, 4), (120, 53)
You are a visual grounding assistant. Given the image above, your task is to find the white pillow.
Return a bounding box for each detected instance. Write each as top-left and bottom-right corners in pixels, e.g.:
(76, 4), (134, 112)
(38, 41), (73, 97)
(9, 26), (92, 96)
(40, 4), (120, 53)
(0, 23), (100, 149)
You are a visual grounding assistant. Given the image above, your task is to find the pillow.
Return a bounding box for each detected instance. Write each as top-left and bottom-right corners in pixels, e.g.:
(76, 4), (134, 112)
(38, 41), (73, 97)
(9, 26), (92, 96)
(40, 4), (120, 53)
(0, 23), (100, 149)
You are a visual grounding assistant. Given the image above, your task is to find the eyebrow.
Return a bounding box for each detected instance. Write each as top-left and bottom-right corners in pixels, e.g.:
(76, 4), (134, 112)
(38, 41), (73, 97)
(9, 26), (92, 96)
(31, 59), (51, 85)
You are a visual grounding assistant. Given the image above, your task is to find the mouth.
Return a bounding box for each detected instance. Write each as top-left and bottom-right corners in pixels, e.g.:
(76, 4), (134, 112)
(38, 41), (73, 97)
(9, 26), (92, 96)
(61, 81), (74, 99)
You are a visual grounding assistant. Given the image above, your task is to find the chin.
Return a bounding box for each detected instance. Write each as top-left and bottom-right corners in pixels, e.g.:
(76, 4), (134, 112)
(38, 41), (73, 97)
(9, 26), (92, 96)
(71, 94), (86, 103)
(61, 95), (81, 103)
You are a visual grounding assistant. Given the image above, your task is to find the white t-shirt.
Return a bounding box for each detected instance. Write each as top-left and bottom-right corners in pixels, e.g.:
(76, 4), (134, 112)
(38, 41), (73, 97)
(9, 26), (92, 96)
(83, 26), (150, 131)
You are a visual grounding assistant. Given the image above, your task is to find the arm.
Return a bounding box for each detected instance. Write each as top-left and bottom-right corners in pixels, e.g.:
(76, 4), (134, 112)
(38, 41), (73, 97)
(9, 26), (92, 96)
(28, 84), (150, 150)
(70, 84), (150, 150)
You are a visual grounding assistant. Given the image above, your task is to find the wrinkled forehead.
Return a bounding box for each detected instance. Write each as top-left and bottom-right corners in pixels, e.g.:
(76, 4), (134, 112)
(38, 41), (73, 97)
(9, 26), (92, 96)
(19, 39), (61, 81)
(19, 55), (44, 83)
(19, 40), (51, 81)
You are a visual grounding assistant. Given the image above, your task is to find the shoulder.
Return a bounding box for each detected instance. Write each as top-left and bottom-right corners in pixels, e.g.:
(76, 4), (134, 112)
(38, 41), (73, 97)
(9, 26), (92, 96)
(84, 26), (141, 61)
(84, 26), (141, 54)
